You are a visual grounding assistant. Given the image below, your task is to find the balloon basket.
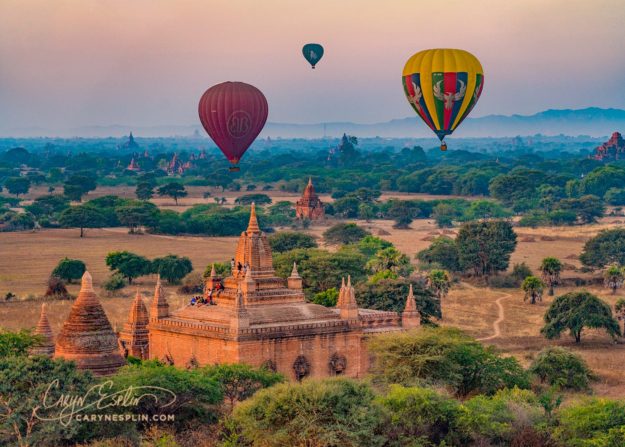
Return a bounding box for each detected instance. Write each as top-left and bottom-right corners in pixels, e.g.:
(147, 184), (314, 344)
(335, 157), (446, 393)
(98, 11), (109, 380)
(440, 143), (448, 151)
(312, 66), (316, 69)
(229, 166), (240, 172)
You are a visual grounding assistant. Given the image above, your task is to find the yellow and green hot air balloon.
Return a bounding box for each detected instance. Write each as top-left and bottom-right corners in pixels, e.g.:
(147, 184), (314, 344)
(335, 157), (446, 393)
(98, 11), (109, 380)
(402, 48), (484, 150)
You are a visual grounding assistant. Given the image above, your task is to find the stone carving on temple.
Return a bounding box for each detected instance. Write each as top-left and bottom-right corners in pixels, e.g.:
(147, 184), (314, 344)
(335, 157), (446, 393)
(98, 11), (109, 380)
(293, 355), (311, 381)
(329, 352), (347, 375)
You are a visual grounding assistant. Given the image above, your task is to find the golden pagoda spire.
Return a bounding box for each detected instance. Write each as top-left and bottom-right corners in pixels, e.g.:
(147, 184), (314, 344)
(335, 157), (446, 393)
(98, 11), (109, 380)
(247, 203), (260, 233)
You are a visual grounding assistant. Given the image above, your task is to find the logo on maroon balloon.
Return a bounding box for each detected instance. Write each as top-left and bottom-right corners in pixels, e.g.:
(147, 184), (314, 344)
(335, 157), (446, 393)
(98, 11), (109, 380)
(227, 111), (251, 138)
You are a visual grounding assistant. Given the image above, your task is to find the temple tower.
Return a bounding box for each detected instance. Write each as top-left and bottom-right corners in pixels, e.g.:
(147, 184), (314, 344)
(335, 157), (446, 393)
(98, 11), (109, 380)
(119, 290), (150, 359)
(30, 303), (55, 357)
(295, 177), (324, 220)
(54, 272), (125, 375)
(338, 276), (359, 321)
(402, 284), (421, 329)
(150, 275), (169, 320)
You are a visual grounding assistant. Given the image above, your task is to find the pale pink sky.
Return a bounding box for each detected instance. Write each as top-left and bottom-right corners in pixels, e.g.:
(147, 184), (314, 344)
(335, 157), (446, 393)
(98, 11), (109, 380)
(1, 0), (624, 132)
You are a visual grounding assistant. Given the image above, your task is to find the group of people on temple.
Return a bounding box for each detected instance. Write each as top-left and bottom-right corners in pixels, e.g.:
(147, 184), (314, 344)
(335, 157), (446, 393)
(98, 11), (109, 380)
(231, 258), (250, 277)
(189, 277), (224, 306)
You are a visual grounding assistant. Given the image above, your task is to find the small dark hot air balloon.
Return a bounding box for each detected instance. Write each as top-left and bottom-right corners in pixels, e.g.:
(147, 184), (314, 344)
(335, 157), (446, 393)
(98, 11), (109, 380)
(302, 43), (324, 69)
(198, 81), (268, 171)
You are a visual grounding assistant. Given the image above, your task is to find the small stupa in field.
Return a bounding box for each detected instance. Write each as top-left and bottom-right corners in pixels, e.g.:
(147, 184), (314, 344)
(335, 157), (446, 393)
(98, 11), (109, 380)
(30, 303), (55, 357)
(54, 271), (125, 375)
(118, 290), (150, 359)
(295, 177), (324, 220)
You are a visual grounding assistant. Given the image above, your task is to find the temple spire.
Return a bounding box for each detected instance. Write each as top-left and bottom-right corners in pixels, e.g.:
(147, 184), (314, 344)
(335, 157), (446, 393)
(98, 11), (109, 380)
(287, 262), (303, 290)
(151, 274), (169, 320)
(247, 203), (260, 233)
(338, 275), (358, 320)
(209, 263), (217, 278)
(119, 290), (150, 359)
(402, 284), (421, 329)
(30, 303), (55, 357)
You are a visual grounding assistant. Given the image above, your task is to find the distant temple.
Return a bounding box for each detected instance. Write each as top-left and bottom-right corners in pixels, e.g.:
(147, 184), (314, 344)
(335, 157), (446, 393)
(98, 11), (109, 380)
(592, 132), (625, 161)
(118, 132), (139, 150)
(54, 272), (126, 376)
(295, 178), (325, 220)
(126, 157), (141, 172)
(36, 207), (420, 380)
(166, 153), (193, 175)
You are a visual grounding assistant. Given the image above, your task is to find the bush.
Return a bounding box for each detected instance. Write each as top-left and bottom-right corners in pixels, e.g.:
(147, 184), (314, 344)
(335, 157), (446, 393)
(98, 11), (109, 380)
(554, 398), (625, 447)
(529, 347), (594, 390)
(51, 257), (86, 283)
(310, 288), (339, 307)
(323, 223), (370, 245)
(268, 231), (317, 253)
(203, 261), (231, 278)
(229, 378), (385, 447)
(416, 236), (461, 272)
(368, 327), (530, 397)
(103, 273), (126, 292)
(511, 262), (533, 282)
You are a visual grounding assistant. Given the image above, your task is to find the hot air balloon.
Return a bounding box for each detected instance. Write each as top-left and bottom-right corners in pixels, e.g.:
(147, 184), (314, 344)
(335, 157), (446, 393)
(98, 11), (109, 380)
(198, 81), (268, 171)
(302, 43), (324, 69)
(402, 49), (484, 151)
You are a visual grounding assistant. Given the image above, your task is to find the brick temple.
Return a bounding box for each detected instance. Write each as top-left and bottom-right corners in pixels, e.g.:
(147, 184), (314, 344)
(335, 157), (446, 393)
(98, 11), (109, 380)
(43, 205), (419, 379)
(146, 204), (415, 380)
(295, 177), (325, 220)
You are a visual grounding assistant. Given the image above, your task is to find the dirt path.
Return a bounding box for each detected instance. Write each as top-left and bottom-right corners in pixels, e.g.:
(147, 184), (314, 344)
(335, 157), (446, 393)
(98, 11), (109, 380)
(477, 292), (510, 341)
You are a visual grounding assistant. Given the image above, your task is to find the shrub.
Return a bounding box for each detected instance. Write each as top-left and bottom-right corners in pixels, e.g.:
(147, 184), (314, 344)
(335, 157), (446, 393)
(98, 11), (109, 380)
(323, 223), (370, 245)
(103, 273), (126, 292)
(529, 347), (594, 390)
(51, 257), (86, 283)
(553, 398), (625, 447)
(268, 232), (317, 253)
(310, 288), (339, 307)
(368, 327), (530, 397)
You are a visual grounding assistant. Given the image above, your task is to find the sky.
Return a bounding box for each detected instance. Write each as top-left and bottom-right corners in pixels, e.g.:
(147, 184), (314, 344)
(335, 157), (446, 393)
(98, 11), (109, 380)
(1, 0), (625, 133)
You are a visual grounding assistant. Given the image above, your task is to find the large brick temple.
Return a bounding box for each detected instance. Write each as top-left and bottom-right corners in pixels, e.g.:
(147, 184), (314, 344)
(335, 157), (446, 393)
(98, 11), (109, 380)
(43, 205), (419, 380)
(147, 204), (416, 380)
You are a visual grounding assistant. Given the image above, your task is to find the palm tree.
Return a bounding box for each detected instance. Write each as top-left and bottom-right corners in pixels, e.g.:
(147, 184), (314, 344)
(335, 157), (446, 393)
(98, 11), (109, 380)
(426, 269), (451, 301)
(539, 257), (563, 296)
(604, 264), (625, 294)
(366, 247), (413, 277)
(522, 276), (545, 304)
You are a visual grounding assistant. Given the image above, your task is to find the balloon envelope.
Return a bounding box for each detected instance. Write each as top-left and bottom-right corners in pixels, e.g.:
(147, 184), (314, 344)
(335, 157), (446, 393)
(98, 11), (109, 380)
(302, 43), (324, 68)
(198, 81), (268, 166)
(402, 49), (484, 142)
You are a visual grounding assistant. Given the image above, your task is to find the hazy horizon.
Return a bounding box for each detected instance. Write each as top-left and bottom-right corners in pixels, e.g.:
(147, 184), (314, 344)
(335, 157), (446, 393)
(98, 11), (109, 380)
(2, 0), (625, 133)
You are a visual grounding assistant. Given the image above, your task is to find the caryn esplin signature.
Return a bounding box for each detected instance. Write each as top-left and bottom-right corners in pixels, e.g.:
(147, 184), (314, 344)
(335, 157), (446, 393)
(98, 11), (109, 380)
(33, 379), (177, 426)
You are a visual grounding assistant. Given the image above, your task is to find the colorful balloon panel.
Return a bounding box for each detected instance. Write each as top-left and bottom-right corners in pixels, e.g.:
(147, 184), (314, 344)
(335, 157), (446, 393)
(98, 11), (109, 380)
(402, 49), (484, 141)
(302, 43), (324, 68)
(198, 81), (268, 166)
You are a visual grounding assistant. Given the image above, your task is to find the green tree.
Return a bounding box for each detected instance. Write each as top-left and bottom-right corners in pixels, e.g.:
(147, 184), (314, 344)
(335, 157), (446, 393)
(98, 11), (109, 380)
(357, 235), (393, 258)
(553, 398), (625, 447)
(311, 287), (339, 307)
(235, 194), (272, 205)
(105, 251), (151, 284)
(268, 231), (317, 253)
(511, 262), (533, 284)
(462, 200), (510, 221)
(522, 276), (544, 305)
(432, 203), (456, 228)
(24, 195), (69, 219)
(379, 385), (467, 447)
(63, 175), (97, 202)
(388, 200), (414, 229)
(135, 181), (154, 200)
(366, 247), (413, 277)
(0, 356), (93, 447)
(555, 194), (604, 224)
(203, 261), (231, 278)
(368, 327), (529, 397)
(456, 220), (517, 277)
(416, 236), (461, 272)
(580, 228), (625, 268)
(539, 257), (562, 296)
(542, 291), (620, 343)
(357, 203), (375, 221)
(426, 269), (451, 301)
(202, 363), (283, 409)
(229, 378), (384, 447)
(157, 182), (187, 205)
(58, 204), (105, 237)
(151, 255), (193, 284)
(51, 257), (86, 283)
(4, 177), (31, 197)
(323, 223), (370, 245)
(0, 329), (39, 357)
(110, 360), (222, 430)
(115, 201), (159, 233)
(354, 278), (441, 323)
(529, 346), (594, 390)
(603, 264), (625, 294)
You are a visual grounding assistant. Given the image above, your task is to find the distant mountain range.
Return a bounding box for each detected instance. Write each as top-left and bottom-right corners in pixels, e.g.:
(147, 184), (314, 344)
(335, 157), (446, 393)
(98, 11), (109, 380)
(2, 107), (625, 139)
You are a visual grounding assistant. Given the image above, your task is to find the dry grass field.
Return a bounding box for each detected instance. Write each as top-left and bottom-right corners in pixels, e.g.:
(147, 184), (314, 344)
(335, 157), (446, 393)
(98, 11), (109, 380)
(2, 188), (625, 397)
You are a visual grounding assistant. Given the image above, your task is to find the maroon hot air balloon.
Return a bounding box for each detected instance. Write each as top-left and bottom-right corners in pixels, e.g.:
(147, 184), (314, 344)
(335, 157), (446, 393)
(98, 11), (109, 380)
(198, 81), (268, 171)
